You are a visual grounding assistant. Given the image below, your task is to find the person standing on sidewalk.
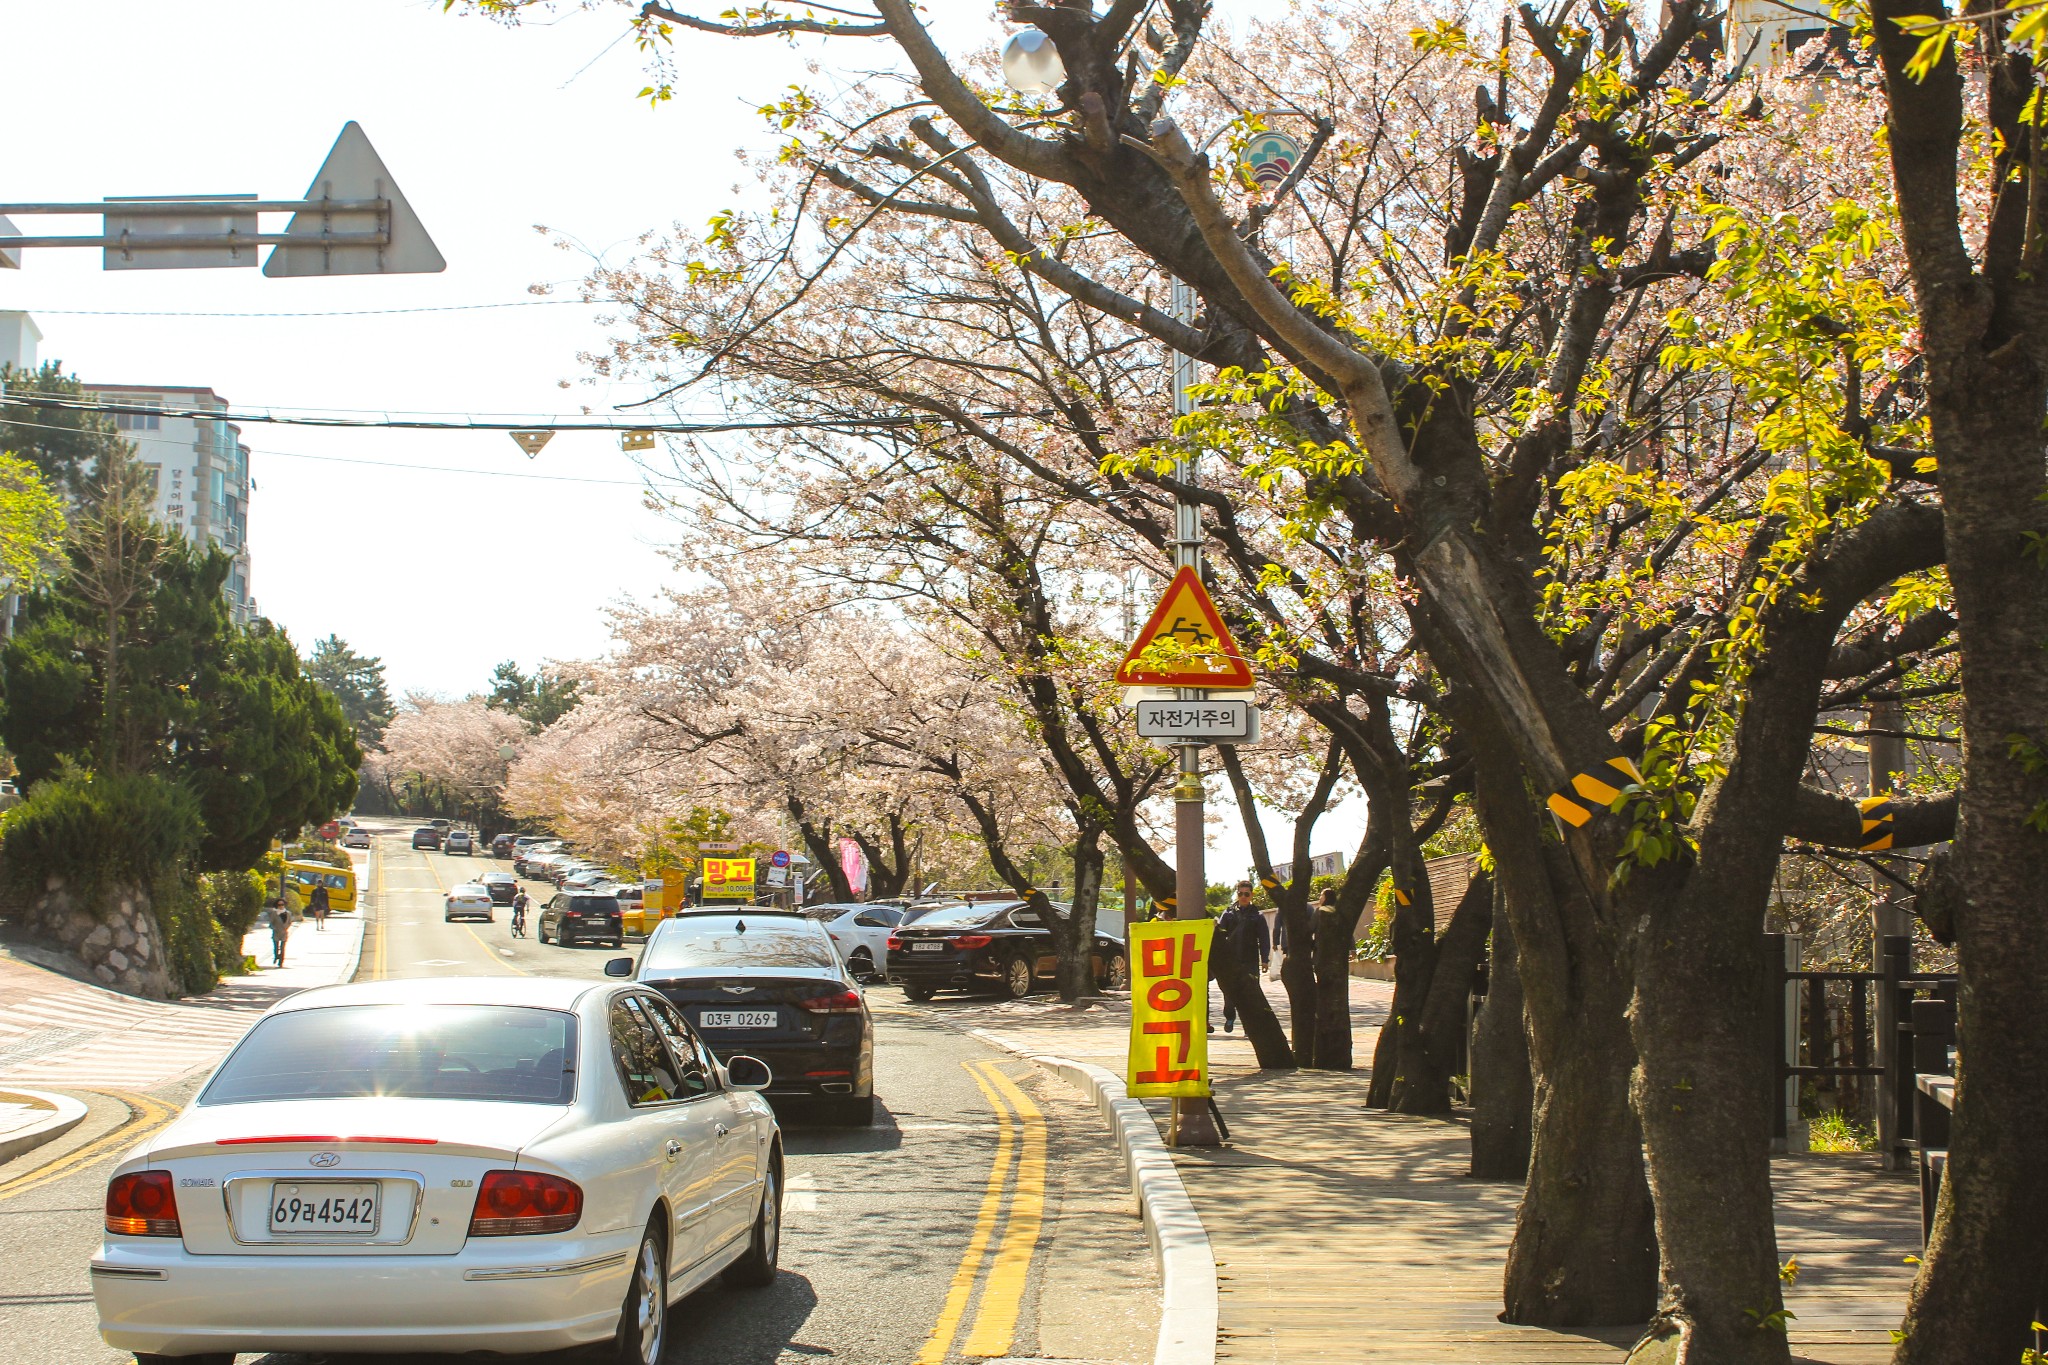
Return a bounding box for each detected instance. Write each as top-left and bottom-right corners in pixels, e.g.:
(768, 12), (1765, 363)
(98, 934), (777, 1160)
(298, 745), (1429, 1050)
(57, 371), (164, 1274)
(1217, 882), (1271, 1034)
(308, 882), (330, 932)
(269, 904), (292, 968)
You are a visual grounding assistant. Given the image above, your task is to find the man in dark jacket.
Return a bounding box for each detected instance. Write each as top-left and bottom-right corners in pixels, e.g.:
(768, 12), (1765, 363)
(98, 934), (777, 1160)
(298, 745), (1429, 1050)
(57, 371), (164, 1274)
(1215, 882), (1271, 1033)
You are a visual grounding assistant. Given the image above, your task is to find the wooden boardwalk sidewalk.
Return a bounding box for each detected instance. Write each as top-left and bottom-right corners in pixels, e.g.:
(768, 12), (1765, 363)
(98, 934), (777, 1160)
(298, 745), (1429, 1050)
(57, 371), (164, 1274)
(1174, 1070), (1919, 1364)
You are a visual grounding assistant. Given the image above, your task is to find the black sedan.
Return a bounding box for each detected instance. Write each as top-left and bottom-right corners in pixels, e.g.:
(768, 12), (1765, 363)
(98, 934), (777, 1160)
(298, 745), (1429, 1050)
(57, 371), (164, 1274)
(478, 870), (519, 905)
(889, 899), (1128, 1002)
(537, 891), (623, 947)
(630, 910), (876, 1125)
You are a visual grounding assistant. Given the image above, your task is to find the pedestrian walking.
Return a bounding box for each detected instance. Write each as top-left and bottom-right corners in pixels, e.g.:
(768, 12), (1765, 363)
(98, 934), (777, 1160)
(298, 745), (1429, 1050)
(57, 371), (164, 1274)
(308, 882), (330, 932)
(269, 904), (292, 968)
(1216, 881), (1271, 1034)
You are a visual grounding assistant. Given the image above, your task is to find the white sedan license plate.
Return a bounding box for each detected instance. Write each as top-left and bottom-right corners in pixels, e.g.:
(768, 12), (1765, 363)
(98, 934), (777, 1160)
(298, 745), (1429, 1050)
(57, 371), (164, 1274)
(270, 1181), (379, 1235)
(700, 1009), (777, 1029)
(910, 941), (945, 952)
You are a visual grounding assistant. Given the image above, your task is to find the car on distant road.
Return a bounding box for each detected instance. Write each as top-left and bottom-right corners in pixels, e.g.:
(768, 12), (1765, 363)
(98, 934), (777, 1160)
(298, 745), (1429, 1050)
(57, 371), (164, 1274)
(538, 892), (623, 948)
(342, 827), (371, 850)
(444, 884), (496, 923)
(445, 830), (475, 856)
(491, 834), (517, 858)
(410, 827), (442, 850)
(632, 910), (875, 1124)
(478, 871), (520, 906)
(90, 975), (783, 1364)
(889, 899), (1128, 1001)
(800, 903), (905, 983)
(430, 818), (452, 830)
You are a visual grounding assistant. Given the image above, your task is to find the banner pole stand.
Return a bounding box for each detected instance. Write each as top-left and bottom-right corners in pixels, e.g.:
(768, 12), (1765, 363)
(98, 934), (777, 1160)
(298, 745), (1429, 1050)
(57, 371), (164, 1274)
(1168, 1095), (1222, 1147)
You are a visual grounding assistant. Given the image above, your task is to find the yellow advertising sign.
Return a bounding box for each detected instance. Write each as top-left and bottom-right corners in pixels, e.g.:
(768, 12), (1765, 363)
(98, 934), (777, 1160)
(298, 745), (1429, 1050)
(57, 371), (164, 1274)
(702, 856), (756, 899)
(1127, 919), (1214, 1099)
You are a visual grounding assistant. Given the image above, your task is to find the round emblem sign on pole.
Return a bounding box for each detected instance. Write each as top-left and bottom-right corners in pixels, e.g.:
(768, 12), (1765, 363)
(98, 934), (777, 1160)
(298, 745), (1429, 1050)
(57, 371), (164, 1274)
(1242, 131), (1305, 193)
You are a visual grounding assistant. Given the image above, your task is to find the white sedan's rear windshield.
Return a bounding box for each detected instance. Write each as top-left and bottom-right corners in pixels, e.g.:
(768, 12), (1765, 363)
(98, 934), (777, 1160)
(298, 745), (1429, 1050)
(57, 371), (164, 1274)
(200, 1005), (577, 1106)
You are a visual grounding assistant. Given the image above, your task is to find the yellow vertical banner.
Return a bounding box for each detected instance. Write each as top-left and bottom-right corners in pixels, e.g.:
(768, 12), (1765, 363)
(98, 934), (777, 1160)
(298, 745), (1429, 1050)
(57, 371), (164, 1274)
(1127, 919), (1214, 1099)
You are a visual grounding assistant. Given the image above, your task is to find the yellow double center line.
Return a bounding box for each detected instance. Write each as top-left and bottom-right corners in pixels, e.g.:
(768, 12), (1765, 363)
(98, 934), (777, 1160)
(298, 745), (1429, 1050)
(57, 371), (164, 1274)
(916, 1059), (1048, 1363)
(0, 1089), (180, 1202)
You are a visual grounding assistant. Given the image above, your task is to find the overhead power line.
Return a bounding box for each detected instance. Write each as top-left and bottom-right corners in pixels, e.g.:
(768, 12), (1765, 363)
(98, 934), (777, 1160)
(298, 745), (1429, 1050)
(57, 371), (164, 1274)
(16, 300), (601, 318)
(0, 390), (1052, 435)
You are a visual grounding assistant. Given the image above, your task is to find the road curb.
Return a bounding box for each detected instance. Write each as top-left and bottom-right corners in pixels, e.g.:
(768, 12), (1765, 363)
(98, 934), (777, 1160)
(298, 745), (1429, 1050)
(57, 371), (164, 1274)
(0, 1087), (89, 1166)
(965, 1028), (1218, 1365)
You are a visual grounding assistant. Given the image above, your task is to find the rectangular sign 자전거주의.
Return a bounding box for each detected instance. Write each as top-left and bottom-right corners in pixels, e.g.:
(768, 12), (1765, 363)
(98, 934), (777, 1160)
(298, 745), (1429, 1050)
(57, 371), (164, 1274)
(1127, 919), (1213, 1099)
(1135, 699), (1257, 743)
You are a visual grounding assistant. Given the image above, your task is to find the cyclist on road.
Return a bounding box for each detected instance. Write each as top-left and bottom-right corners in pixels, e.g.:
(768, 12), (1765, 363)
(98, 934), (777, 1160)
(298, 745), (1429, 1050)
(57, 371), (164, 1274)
(510, 890), (529, 938)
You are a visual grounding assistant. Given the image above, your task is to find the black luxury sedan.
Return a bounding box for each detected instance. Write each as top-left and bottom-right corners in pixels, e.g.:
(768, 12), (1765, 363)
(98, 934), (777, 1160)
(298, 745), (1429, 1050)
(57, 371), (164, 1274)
(628, 910), (876, 1125)
(889, 899), (1129, 1001)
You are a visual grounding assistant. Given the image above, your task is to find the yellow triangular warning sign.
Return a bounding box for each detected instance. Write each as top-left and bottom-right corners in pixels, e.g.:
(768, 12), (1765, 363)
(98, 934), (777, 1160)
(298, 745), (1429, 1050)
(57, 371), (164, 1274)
(1113, 566), (1254, 687)
(510, 430), (554, 459)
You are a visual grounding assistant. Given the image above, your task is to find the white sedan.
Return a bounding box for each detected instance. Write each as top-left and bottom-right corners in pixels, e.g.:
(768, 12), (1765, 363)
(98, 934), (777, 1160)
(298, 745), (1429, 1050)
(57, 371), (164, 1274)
(444, 883), (496, 922)
(801, 902), (906, 981)
(92, 975), (784, 1363)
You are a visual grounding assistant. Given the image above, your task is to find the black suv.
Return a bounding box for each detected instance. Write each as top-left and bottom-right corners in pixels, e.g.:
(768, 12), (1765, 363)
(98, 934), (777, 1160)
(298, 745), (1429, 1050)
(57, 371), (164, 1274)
(631, 910), (876, 1124)
(537, 892), (623, 948)
(890, 899), (1128, 1001)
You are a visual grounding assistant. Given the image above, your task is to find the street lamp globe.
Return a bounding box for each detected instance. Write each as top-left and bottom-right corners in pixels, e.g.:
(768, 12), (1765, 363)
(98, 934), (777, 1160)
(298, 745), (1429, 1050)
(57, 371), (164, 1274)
(1000, 28), (1066, 94)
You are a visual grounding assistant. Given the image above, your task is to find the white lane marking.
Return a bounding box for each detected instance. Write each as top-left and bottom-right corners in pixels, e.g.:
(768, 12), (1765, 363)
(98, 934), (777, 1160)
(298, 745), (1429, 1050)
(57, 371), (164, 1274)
(411, 959), (464, 968)
(785, 1172), (821, 1212)
(499, 949), (515, 957)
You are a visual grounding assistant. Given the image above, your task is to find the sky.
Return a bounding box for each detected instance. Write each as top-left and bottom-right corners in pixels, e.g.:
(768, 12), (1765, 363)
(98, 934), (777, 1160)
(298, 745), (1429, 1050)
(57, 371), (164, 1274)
(0, 0), (1360, 880)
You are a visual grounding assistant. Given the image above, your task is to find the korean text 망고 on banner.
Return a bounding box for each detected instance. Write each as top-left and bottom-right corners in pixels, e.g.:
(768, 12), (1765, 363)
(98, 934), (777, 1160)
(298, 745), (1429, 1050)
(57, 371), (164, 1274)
(1126, 919), (1213, 1099)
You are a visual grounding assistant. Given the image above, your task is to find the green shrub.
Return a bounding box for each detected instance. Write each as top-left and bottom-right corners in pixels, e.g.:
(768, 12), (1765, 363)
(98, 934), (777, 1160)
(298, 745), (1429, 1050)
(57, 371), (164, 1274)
(150, 870), (226, 995)
(197, 869), (267, 946)
(1807, 1110), (1878, 1153)
(283, 840), (350, 870)
(0, 766), (201, 898)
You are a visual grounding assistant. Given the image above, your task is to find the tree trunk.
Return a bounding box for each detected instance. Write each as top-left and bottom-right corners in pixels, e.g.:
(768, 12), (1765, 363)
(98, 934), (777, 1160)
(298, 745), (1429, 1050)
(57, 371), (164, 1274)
(1878, 214), (2048, 1365)
(1467, 707), (1657, 1326)
(1208, 928), (1293, 1069)
(1470, 877), (1532, 1180)
(1309, 894), (1357, 1070)
(1389, 870), (1491, 1114)
(1058, 823), (1106, 1001)
(788, 801), (854, 903)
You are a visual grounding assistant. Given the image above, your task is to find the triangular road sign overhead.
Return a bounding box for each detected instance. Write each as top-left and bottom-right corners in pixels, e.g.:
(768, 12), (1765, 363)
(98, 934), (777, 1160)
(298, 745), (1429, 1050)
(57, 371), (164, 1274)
(510, 430), (553, 458)
(263, 121), (446, 277)
(1113, 566), (1255, 687)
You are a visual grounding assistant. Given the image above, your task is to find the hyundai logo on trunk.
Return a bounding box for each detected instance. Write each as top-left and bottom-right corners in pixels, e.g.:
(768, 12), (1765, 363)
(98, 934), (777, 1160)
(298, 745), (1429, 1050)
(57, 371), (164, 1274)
(309, 1152), (341, 1168)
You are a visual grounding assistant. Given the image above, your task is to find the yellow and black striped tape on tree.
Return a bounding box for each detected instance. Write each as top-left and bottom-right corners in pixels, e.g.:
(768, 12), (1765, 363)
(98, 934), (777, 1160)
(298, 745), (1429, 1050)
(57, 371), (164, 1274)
(1546, 755), (1647, 829)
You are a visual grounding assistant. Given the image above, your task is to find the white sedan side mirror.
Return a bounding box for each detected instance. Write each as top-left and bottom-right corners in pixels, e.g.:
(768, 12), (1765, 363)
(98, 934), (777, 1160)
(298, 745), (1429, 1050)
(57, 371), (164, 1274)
(724, 1055), (772, 1091)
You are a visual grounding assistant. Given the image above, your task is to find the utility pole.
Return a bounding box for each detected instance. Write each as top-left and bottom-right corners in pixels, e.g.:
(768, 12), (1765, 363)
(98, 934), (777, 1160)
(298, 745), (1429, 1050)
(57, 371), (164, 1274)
(1169, 277), (1205, 925)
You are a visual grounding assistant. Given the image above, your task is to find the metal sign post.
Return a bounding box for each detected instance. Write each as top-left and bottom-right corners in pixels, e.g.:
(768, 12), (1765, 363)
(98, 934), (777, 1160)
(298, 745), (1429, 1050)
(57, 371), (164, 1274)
(0, 123), (444, 277)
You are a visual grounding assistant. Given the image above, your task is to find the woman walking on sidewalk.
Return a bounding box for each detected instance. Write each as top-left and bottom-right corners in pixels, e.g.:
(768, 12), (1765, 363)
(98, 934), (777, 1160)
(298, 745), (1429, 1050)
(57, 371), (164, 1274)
(308, 883), (330, 932)
(269, 904), (292, 967)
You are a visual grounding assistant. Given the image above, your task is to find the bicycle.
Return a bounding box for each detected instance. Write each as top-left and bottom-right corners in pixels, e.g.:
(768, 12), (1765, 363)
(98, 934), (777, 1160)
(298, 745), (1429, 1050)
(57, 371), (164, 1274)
(510, 903), (528, 938)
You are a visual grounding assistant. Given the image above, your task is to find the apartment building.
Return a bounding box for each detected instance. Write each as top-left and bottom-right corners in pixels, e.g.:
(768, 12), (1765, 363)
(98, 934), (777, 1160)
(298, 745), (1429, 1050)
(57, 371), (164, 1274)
(81, 383), (255, 624)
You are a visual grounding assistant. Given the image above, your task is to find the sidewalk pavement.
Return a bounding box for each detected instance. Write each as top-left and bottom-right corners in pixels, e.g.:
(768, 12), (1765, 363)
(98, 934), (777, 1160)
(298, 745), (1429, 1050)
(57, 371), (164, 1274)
(940, 959), (1919, 1365)
(0, 849), (368, 1094)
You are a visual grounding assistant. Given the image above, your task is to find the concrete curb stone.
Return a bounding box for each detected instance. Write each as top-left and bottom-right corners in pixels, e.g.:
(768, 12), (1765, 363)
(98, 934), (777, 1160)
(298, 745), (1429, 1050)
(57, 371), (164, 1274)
(965, 1027), (1218, 1365)
(0, 1086), (89, 1165)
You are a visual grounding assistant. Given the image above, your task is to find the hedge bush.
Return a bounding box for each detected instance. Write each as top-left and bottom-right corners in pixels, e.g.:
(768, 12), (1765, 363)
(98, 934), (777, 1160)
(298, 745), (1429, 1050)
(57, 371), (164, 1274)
(0, 767), (201, 899)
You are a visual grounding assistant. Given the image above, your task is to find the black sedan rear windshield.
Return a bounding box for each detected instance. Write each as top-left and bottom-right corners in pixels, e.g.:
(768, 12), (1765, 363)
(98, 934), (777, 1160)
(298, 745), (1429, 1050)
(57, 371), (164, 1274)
(566, 896), (620, 912)
(200, 1004), (577, 1106)
(642, 924), (837, 972)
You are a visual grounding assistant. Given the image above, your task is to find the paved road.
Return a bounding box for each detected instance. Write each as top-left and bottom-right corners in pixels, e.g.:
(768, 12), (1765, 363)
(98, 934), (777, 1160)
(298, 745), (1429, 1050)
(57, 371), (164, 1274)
(0, 830), (1156, 1365)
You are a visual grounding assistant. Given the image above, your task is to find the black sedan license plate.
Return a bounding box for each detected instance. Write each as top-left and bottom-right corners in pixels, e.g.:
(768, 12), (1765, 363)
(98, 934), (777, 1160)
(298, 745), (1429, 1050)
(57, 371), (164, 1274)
(270, 1181), (379, 1235)
(910, 941), (945, 952)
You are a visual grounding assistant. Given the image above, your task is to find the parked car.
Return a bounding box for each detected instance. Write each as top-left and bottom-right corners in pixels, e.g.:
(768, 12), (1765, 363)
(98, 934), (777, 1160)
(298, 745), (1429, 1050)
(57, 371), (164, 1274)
(562, 869), (615, 894)
(538, 892), (623, 948)
(549, 860), (601, 887)
(632, 910), (876, 1124)
(443, 884), (496, 923)
(445, 830), (475, 856)
(889, 899), (1127, 1001)
(800, 903), (905, 982)
(90, 975), (782, 1362)
(410, 827), (443, 850)
(515, 845), (566, 877)
(491, 833), (517, 858)
(342, 827), (372, 850)
(478, 870), (520, 906)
